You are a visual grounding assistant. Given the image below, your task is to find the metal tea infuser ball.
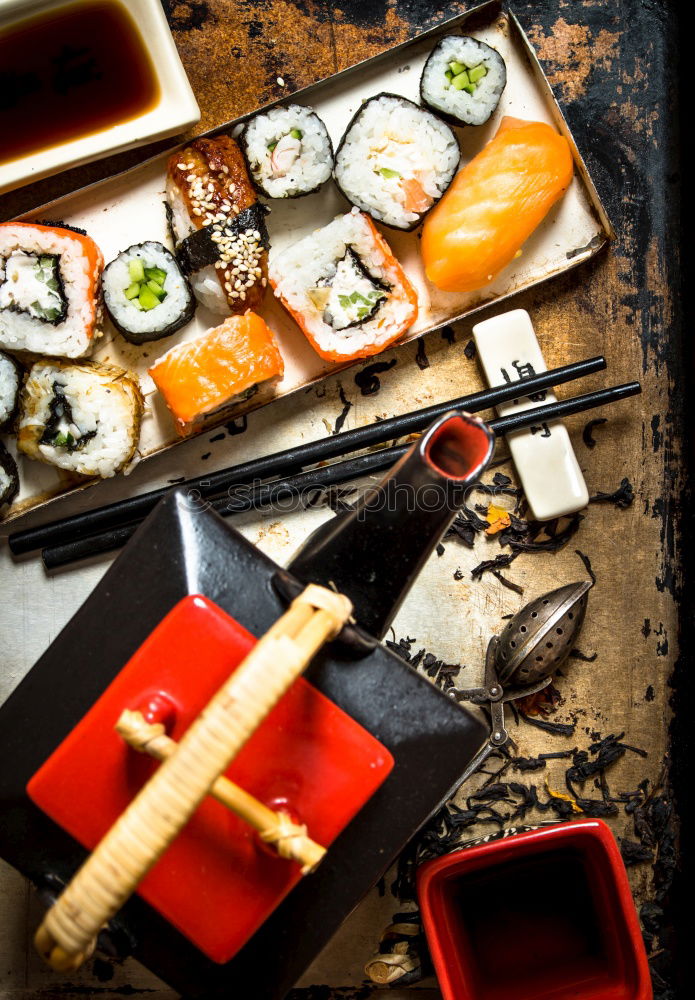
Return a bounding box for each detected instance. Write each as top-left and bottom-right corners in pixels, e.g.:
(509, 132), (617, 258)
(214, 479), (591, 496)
(453, 580), (593, 782)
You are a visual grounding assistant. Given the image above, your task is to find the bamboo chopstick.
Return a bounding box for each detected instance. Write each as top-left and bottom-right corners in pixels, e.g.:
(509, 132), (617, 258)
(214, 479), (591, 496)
(40, 381), (641, 570)
(9, 356), (606, 556)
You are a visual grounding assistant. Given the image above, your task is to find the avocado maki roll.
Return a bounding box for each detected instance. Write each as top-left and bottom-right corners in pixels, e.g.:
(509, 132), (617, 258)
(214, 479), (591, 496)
(103, 242), (195, 344)
(420, 36), (507, 127)
(0, 441), (19, 509)
(0, 350), (22, 430)
(240, 105), (334, 199)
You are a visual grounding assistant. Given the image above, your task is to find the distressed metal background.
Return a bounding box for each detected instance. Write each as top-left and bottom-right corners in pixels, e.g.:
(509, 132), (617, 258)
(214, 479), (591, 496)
(0, 2), (684, 999)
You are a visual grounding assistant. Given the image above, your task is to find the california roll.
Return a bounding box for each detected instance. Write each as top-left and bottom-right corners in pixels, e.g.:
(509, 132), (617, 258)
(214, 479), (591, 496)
(333, 94), (459, 230)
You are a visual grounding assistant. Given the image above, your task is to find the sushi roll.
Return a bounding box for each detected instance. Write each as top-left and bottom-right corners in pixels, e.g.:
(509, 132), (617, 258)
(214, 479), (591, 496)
(18, 359), (143, 478)
(240, 105), (334, 199)
(269, 210), (418, 363)
(0, 221), (103, 358)
(103, 242), (195, 344)
(420, 36), (507, 126)
(0, 350), (22, 430)
(149, 311), (284, 437)
(0, 442), (19, 509)
(166, 136), (269, 315)
(333, 94), (459, 231)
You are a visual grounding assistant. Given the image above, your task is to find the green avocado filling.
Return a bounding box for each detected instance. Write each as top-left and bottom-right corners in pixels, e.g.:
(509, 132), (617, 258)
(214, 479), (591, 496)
(444, 60), (487, 93)
(124, 259), (168, 311)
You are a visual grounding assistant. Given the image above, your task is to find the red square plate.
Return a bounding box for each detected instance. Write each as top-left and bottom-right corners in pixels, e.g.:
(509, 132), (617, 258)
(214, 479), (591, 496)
(28, 595), (394, 963)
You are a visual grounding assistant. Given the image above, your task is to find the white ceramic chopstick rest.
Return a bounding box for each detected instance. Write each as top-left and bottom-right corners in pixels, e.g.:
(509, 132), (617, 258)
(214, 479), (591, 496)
(472, 309), (589, 521)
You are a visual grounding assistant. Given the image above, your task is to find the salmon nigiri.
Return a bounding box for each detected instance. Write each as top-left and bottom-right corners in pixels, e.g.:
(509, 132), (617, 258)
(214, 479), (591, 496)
(421, 117), (573, 293)
(149, 311), (283, 436)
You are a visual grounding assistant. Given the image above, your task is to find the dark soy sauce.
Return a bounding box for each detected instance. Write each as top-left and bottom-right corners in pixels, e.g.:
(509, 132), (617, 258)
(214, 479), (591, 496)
(449, 848), (614, 1000)
(0, 1), (160, 166)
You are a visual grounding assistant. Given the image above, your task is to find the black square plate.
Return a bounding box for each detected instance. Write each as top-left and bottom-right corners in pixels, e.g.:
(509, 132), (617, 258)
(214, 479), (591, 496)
(0, 493), (485, 997)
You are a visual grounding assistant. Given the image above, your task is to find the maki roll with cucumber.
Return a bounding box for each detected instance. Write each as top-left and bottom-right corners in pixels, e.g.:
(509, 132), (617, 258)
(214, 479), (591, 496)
(0, 221), (103, 358)
(18, 359), (144, 478)
(240, 105), (334, 199)
(420, 36), (507, 127)
(103, 242), (195, 343)
(0, 441), (19, 510)
(333, 94), (459, 231)
(0, 350), (22, 430)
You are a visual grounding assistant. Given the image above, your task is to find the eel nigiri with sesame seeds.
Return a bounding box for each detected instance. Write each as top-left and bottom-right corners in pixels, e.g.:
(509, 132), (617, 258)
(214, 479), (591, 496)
(421, 117), (574, 293)
(166, 136), (269, 316)
(149, 311), (284, 437)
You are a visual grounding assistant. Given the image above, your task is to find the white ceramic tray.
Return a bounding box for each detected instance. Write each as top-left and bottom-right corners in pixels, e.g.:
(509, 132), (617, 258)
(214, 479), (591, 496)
(1, 0), (612, 523)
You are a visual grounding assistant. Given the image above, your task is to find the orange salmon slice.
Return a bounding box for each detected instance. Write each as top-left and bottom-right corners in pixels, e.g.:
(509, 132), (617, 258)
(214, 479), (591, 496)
(149, 311), (283, 436)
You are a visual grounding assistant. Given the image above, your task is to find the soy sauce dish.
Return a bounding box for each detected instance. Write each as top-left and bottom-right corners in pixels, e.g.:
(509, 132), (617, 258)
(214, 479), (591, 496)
(0, 0), (200, 194)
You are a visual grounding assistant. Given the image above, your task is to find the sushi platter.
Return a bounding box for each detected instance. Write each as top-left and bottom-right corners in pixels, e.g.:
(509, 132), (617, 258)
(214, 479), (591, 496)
(0, 0), (613, 524)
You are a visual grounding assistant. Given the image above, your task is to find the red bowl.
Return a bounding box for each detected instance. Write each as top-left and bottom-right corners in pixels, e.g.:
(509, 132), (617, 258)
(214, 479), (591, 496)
(417, 820), (651, 1000)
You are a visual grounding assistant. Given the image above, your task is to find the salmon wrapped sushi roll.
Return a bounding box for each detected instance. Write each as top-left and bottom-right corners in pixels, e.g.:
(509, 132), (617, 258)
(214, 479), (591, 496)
(149, 311), (283, 437)
(269, 210), (418, 363)
(0, 221), (103, 358)
(166, 136), (268, 316)
(421, 117), (574, 293)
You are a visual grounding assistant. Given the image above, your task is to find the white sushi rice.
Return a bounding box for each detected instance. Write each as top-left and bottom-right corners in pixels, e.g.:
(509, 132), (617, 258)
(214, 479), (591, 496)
(103, 242), (192, 338)
(166, 179), (229, 314)
(334, 95), (460, 229)
(269, 209), (416, 358)
(18, 361), (142, 478)
(0, 224), (100, 358)
(242, 105), (333, 198)
(0, 352), (20, 427)
(421, 36), (506, 126)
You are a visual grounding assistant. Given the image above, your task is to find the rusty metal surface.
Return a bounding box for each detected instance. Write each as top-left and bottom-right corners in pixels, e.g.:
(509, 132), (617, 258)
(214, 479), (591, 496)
(0, 2), (685, 998)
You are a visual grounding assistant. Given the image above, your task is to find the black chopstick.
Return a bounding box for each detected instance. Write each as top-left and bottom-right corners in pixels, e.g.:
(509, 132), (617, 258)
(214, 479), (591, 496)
(9, 356), (606, 556)
(40, 380), (640, 570)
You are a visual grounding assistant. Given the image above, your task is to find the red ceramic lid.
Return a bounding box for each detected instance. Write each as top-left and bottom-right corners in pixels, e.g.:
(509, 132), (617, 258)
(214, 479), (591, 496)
(28, 595), (393, 963)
